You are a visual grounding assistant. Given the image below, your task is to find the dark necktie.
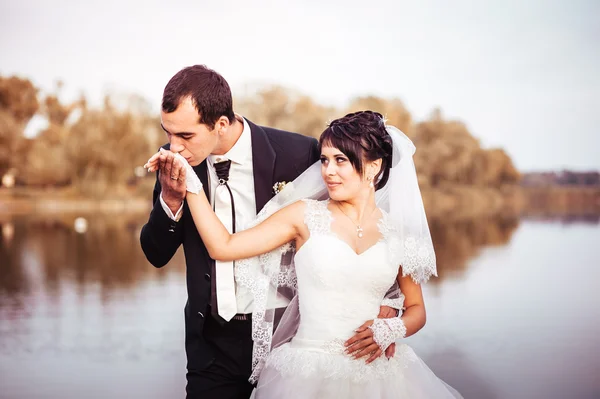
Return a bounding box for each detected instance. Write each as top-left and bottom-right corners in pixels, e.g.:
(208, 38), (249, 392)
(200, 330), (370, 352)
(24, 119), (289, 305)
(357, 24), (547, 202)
(214, 160), (236, 233)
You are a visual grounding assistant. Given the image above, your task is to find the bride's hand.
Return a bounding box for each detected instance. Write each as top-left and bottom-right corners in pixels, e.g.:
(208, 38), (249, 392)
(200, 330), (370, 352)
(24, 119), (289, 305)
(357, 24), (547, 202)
(378, 306), (397, 359)
(344, 306), (398, 363)
(344, 320), (383, 364)
(144, 148), (170, 173)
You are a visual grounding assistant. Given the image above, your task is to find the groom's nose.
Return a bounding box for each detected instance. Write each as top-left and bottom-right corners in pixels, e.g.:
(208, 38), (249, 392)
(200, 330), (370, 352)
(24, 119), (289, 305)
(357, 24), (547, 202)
(169, 138), (184, 153)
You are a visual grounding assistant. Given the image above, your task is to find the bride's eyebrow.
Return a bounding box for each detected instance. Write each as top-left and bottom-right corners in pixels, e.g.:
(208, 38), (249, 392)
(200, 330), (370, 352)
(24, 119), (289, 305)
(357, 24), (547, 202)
(320, 151), (346, 157)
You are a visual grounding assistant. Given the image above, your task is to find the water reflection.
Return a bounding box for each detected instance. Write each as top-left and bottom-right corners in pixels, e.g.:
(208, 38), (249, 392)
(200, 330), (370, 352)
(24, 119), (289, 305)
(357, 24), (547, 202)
(1, 222), (14, 245)
(0, 213), (598, 398)
(423, 348), (499, 399)
(0, 215), (185, 306)
(0, 214), (188, 398)
(0, 215), (187, 363)
(0, 215), (519, 301)
(0, 214), (520, 362)
(430, 217), (520, 279)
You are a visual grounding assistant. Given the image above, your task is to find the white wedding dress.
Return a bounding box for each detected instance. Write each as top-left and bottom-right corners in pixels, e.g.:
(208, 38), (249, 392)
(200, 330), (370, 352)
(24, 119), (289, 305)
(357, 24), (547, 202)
(252, 200), (462, 398)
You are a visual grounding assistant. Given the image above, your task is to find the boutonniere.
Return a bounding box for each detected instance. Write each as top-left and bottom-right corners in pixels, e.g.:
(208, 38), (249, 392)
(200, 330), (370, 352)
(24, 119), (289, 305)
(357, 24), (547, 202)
(273, 181), (289, 195)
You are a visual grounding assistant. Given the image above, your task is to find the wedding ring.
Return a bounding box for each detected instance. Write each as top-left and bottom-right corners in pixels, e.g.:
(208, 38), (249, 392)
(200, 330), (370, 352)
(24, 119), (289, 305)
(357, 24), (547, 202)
(170, 176), (178, 180)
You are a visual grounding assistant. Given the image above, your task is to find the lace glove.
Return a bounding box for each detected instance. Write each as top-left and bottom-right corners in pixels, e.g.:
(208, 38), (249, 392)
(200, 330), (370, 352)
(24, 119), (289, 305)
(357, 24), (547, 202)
(173, 153), (203, 194)
(368, 317), (407, 351)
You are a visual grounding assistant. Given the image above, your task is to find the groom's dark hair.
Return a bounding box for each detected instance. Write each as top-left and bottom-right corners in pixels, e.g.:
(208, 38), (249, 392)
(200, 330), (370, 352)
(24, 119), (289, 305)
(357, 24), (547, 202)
(162, 65), (236, 129)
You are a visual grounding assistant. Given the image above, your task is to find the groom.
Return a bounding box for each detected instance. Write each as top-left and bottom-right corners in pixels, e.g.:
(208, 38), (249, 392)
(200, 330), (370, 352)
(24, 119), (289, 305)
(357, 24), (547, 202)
(140, 65), (397, 399)
(140, 65), (321, 398)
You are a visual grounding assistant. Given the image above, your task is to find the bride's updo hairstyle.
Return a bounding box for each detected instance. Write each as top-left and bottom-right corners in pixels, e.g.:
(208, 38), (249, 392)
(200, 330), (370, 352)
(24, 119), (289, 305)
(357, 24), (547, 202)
(319, 110), (394, 191)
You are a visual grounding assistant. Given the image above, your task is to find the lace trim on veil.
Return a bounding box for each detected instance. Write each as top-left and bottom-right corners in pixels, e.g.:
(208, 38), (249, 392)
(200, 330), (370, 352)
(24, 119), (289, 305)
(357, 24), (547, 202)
(234, 200), (300, 383)
(378, 212), (436, 284)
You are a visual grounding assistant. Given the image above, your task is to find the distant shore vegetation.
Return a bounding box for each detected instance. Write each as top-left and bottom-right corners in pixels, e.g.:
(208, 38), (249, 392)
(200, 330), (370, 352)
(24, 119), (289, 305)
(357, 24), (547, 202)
(1, 75), (597, 218)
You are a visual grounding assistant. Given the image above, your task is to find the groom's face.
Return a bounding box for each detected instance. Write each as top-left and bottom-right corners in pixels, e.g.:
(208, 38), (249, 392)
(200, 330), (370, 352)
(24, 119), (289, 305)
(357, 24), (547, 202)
(160, 97), (220, 166)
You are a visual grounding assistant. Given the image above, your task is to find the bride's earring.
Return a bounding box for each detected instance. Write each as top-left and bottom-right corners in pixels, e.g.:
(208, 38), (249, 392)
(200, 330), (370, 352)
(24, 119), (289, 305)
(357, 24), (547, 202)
(367, 175), (374, 188)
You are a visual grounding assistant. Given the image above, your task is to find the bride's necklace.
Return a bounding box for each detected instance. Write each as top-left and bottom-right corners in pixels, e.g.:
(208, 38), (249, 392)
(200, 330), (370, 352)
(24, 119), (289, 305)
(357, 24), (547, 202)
(335, 203), (377, 238)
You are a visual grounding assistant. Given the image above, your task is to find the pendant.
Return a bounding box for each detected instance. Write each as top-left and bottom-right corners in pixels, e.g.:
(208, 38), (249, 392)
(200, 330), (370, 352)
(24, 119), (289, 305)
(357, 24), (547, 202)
(357, 226), (363, 238)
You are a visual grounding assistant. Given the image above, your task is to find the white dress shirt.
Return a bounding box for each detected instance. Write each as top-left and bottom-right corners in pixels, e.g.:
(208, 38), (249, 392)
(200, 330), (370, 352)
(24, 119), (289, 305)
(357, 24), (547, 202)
(160, 117), (287, 314)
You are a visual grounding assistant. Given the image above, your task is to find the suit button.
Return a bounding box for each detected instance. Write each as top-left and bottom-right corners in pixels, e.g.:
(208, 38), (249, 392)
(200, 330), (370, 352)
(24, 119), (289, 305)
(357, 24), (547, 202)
(197, 312), (204, 318)
(204, 273), (211, 281)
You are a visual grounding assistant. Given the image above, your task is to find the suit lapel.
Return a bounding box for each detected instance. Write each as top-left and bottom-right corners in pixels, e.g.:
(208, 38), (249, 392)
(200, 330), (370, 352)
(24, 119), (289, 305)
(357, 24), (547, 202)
(247, 119), (275, 213)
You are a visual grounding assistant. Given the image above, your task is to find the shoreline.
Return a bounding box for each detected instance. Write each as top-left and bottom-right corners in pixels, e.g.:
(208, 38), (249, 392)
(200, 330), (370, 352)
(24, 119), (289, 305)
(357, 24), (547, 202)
(2, 186), (598, 220)
(0, 196), (151, 216)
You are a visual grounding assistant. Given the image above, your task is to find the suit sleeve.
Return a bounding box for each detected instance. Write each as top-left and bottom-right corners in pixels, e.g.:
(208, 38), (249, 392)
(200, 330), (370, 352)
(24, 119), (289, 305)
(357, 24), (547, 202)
(306, 137), (320, 167)
(382, 281), (404, 313)
(139, 175), (184, 268)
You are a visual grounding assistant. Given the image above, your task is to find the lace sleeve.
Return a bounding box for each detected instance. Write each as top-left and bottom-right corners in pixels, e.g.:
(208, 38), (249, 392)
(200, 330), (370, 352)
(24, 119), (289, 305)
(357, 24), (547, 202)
(379, 211), (437, 284)
(400, 236), (437, 284)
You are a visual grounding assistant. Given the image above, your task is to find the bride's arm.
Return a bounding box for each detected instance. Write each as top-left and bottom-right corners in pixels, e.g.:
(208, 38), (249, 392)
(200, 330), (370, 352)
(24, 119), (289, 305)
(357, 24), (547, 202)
(345, 267), (426, 362)
(144, 150), (306, 261)
(185, 190), (305, 261)
(394, 272), (426, 336)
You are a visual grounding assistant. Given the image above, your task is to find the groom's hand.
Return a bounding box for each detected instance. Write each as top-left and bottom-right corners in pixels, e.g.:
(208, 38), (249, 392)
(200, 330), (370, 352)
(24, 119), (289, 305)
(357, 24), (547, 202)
(155, 149), (187, 213)
(378, 306), (397, 319)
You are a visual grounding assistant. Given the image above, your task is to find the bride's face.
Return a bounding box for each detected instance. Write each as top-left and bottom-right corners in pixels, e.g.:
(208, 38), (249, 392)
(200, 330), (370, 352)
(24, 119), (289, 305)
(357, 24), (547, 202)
(320, 145), (369, 200)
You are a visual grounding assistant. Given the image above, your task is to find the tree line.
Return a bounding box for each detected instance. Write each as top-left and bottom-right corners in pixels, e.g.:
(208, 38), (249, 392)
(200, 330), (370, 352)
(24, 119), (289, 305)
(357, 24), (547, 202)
(0, 76), (520, 197)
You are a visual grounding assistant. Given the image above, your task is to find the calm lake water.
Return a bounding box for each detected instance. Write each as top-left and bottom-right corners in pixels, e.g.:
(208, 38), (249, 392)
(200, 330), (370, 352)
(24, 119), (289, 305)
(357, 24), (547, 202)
(0, 214), (598, 399)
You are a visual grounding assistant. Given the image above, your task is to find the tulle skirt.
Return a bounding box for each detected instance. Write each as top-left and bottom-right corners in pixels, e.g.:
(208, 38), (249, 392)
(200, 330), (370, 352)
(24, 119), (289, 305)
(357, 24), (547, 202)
(251, 342), (462, 399)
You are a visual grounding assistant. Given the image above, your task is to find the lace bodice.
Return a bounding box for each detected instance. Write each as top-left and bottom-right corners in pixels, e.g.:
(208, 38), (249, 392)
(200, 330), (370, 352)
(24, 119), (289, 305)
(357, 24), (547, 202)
(292, 199), (401, 349)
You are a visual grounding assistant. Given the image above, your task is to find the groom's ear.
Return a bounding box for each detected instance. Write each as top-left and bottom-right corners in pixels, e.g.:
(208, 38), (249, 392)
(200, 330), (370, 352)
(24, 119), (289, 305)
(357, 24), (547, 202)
(215, 116), (230, 135)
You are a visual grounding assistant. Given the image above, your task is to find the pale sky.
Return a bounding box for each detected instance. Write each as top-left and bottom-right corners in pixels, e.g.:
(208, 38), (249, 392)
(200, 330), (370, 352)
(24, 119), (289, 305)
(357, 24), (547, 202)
(1, 0), (598, 171)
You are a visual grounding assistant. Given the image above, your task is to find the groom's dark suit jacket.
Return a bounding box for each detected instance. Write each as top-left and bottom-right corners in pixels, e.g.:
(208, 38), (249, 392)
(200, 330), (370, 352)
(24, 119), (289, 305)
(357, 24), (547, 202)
(140, 119), (319, 372)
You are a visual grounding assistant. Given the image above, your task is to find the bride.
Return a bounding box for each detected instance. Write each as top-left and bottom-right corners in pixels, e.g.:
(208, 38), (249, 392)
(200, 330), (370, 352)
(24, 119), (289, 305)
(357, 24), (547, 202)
(146, 110), (461, 398)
